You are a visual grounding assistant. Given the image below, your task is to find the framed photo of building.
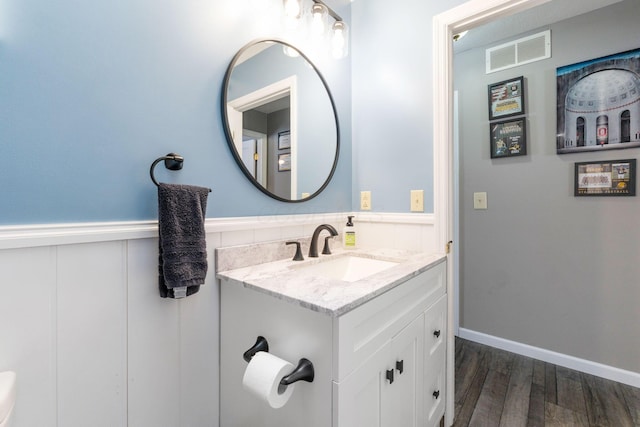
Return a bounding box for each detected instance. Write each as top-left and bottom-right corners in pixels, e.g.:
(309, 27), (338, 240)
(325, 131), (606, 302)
(488, 76), (525, 121)
(557, 48), (640, 154)
(574, 159), (636, 196)
(490, 118), (527, 158)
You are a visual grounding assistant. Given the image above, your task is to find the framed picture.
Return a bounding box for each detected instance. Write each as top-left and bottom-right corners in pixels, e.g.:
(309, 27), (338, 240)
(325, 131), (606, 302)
(488, 76), (525, 121)
(574, 159), (636, 196)
(278, 153), (291, 172)
(490, 118), (527, 158)
(557, 48), (640, 154)
(278, 130), (291, 150)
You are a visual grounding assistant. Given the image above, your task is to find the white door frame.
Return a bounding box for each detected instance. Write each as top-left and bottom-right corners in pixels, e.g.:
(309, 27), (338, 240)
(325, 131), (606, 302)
(228, 76), (299, 198)
(432, 0), (552, 424)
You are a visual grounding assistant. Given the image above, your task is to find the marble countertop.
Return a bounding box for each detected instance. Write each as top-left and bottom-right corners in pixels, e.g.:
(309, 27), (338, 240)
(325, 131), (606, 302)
(216, 244), (446, 317)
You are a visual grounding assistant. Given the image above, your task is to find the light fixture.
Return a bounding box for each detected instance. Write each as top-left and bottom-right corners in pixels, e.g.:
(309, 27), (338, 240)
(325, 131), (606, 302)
(331, 20), (348, 58)
(310, 3), (329, 38)
(283, 0), (303, 29)
(283, 0), (303, 19)
(279, 0), (349, 59)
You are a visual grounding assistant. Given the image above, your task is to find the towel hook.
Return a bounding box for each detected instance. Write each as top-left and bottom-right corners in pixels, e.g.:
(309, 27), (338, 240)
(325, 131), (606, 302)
(150, 153), (184, 187)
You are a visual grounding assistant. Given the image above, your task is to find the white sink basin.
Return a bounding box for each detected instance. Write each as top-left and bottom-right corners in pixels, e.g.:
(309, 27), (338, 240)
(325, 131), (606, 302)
(293, 255), (399, 282)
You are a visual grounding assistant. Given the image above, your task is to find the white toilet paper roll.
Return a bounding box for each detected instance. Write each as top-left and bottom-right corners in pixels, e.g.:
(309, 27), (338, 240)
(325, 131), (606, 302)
(242, 351), (295, 409)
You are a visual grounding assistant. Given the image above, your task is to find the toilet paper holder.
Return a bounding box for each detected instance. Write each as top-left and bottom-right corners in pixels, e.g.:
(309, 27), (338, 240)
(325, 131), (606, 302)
(243, 336), (270, 362)
(243, 336), (315, 389)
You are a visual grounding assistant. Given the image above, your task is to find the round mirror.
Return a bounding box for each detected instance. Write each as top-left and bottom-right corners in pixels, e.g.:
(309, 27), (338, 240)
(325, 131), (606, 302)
(222, 39), (340, 202)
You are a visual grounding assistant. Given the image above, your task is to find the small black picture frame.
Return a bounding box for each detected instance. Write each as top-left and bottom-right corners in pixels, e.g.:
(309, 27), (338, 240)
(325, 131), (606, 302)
(490, 118), (527, 158)
(488, 76), (525, 121)
(574, 159), (636, 196)
(278, 130), (291, 150)
(278, 153), (291, 172)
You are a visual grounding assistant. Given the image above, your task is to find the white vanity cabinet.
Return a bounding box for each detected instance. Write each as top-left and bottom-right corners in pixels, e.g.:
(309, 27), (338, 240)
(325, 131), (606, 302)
(218, 251), (447, 427)
(424, 294), (447, 425)
(335, 315), (424, 427)
(333, 261), (446, 427)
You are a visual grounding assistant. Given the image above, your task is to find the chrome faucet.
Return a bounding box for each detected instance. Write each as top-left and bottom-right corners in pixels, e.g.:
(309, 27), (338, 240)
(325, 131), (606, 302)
(309, 224), (338, 257)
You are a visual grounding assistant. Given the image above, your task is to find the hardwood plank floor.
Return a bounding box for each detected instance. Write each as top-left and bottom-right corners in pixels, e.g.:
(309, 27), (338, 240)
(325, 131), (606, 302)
(453, 337), (640, 426)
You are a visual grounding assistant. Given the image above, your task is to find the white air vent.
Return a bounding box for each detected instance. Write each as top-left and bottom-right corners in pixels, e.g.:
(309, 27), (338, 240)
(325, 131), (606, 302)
(486, 30), (551, 74)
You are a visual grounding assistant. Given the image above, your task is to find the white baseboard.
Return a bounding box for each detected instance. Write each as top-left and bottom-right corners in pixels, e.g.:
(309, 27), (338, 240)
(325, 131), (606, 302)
(458, 328), (640, 389)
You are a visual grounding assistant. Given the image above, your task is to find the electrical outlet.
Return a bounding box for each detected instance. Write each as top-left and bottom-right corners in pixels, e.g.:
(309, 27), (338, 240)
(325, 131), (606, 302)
(410, 190), (424, 212)
(360, 191), (371, 210)
(473, 192), (487, 209)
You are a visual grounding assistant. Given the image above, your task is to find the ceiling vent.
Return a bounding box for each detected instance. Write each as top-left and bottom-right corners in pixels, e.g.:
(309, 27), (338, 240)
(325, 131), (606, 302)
(486, 30), (551, 74)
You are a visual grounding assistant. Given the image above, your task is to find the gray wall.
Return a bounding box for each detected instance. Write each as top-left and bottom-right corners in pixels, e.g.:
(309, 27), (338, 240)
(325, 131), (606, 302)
(243, 110), (267, 134)
(456, 0), (640, 373)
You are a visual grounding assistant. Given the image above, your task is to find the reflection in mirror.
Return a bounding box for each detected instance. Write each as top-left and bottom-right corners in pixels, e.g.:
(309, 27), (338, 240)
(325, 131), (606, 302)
(222, 40), (339, 202)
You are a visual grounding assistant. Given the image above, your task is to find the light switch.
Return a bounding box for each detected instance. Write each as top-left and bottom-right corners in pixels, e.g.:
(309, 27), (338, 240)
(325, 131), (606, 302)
(410, 190), (424, 212)
(473, 192), (487, 210)
(360, 191), (371, 210)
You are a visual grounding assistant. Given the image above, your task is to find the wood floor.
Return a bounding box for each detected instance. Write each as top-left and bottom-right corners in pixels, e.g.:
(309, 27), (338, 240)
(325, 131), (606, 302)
(453, 337), (640, 426)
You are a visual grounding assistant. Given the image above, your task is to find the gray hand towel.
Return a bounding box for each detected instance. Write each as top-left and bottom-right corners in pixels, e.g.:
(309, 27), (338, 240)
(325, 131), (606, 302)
(158, 183), (209, 299)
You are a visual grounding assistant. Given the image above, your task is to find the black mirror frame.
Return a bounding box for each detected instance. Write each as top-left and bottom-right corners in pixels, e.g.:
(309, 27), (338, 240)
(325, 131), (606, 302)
(221, 39), (340, 203)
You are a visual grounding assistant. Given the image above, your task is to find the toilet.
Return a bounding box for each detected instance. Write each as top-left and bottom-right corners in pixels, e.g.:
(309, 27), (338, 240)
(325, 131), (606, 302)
(0, 371), (16, 427)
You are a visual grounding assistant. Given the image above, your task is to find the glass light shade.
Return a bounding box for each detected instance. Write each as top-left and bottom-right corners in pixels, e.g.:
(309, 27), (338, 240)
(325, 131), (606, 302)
(310, 3), (328, 38)
(331, 21), (349, 59)
(283, 0), (303, 30)
(283, 0), (302, 19)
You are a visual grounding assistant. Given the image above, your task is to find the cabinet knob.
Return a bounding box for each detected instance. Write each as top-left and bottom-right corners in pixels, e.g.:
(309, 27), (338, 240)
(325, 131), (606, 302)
(433, 390), (440, 399)
(433, 330), (441, 338)
(386, 369), (394, 384)
(396, 360), (404, 374)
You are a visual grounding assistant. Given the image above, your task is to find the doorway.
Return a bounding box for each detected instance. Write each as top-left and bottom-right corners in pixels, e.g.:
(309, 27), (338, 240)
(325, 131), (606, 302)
(227, 76), (298, 199)
(621, 110), (631, 142)
(241, 130), (268, 187)
(433, 1), (556, 425)
(577, 116), (585, 146)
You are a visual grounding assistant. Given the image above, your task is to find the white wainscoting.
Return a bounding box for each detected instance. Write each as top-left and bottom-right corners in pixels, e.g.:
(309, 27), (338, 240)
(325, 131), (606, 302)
(0, 212), (436, 427)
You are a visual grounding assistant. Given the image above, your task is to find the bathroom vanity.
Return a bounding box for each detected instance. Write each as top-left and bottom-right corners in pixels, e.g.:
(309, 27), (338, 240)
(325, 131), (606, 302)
(217, 241), (447, 427)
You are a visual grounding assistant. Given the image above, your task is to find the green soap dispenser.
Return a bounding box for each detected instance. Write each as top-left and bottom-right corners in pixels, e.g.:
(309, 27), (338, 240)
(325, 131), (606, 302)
(343, 216), (356, 249)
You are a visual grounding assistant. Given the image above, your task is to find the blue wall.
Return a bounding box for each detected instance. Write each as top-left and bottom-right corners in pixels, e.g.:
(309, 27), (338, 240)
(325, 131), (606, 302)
(350, 0), (466, 213)
(0, 0), (351, 225)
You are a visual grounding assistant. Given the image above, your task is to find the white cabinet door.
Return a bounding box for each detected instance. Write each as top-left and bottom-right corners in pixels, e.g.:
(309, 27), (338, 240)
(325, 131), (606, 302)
(336, 315), (426, 427)
(424, 294), (447, 426)
(335, 338), (391, 427)
(381, 315), (424, 427)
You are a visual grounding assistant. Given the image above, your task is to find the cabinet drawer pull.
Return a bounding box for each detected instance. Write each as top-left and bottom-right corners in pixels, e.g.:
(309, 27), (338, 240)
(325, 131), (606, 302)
(386, 369), (394, 384)
(433, 330), (441, 338)
(396, 360), (404, 374)
(433, 390), (440, 399)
